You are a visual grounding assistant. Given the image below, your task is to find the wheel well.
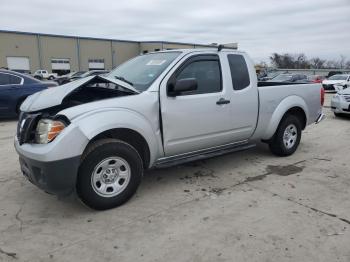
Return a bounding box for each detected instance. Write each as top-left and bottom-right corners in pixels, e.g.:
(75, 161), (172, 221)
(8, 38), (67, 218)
(88, 128), (150, 168)
(284, 107), (307, 129)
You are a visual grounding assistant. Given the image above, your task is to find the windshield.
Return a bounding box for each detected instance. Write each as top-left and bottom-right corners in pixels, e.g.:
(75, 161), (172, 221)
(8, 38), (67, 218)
(328, 75), (348, 80)
(273, 74), (293, 81)
(107, 52), (181, 92)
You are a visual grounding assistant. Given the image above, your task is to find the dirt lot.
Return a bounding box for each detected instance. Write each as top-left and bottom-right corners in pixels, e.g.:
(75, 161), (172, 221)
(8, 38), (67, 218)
(0, 94), (349, 262)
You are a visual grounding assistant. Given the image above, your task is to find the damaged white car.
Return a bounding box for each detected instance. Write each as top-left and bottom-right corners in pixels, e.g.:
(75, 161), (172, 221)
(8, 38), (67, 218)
(331, 86), (350, 117)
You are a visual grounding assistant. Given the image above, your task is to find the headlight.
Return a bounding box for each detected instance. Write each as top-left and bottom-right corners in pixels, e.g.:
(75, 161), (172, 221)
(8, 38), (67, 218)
(35, 119), (66, 144)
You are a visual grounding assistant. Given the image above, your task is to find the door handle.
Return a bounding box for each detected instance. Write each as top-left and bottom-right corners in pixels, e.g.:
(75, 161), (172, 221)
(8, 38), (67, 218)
(216, 98), (230, 105)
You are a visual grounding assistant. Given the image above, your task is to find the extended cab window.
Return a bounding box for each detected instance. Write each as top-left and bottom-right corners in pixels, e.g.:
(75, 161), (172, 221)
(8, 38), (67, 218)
(175, 57), (221, 95)
(227, 54), (250, 90)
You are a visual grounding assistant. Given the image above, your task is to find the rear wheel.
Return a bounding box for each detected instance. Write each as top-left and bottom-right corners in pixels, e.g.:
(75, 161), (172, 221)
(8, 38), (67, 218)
(48, 76), (54, 80)
(268, 115), (302, 156)
(77, 139), (143, 210)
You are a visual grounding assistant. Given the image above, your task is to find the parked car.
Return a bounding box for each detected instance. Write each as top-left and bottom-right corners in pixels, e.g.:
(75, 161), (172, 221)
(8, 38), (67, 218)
(322, 74), (350, 91)
(327, 71), (343, 78)
(54, 71), (86, 85)
(267, 74), (307, 83)
(334, 82), (350, 92)
(33, 70), (57, 80)
(259, 71), (280, 81)
(0, 69), (57, 117)
(15, 49), (324, 210)
(70, 70), (109, 81)
(331, 87), (350, 117)
(307, 75), (326, 83)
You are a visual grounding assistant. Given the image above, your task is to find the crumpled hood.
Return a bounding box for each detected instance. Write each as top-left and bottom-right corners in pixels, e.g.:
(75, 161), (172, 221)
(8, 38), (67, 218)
(338, 87), (350, 95)
(20, 75), (139, 112)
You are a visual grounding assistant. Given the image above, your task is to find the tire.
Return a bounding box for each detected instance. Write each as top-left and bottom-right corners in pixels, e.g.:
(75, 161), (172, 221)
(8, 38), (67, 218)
(48, 76), (54, 80)
(268, 115), (302, 156)
(77, 139), (143, 210)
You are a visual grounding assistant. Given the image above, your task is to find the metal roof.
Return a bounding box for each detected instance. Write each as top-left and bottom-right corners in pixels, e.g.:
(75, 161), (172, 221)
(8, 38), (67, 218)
(0, 29), (223, 47)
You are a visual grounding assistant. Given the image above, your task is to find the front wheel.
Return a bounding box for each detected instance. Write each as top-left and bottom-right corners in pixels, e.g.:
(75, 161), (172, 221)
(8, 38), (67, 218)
(268, 115), (302, 156)
(77, 139), (143, 210)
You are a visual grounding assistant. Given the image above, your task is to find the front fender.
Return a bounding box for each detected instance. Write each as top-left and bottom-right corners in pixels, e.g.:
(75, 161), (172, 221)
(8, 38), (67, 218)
(73, 108), (162, 167)
(262, 95), (309, 140)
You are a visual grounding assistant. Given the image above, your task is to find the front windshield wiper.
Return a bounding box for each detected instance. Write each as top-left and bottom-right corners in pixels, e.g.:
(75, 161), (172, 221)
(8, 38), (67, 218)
(115, 76), (133, 86)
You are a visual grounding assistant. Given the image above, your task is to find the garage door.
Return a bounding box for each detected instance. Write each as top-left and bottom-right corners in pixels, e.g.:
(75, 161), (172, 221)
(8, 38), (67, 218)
(51, 59), (70, 70)
(51, 58), (71, 76)
(88, 59), (105, 70)
(6, 57), (30, 73)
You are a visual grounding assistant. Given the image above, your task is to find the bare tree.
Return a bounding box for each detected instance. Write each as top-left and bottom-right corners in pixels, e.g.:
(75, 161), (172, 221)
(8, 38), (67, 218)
(270, 53), (349, 69)
(270, 53), (310, 69)
(339, 55), (346, 69)
(346, 60), (350, 69)
(310, 57), (326, 69)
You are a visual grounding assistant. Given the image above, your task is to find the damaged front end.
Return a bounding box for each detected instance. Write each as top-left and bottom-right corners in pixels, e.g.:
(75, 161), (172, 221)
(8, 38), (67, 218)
(17, 75), (139, 145)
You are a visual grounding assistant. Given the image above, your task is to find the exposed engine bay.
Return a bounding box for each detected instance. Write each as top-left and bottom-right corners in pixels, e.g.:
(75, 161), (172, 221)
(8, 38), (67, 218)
(26, 76), (139, 116)
(61, 77), (137, 108)
(17, 76), (139, 144)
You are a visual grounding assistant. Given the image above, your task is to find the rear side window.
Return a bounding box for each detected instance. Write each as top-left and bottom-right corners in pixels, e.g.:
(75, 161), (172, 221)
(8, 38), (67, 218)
(9, 75), (22, 84)
(0, 73), (10, 85)
(227, 54), (250, 90)
(176, 60), (222, 94)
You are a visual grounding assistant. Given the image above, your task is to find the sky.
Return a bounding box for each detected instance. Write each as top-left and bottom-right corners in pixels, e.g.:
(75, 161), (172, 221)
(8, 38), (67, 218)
(1, 0), (350, 63)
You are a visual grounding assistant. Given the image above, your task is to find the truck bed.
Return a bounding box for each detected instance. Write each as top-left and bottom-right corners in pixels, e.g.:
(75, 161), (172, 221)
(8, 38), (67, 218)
(252, 82), (322, 140)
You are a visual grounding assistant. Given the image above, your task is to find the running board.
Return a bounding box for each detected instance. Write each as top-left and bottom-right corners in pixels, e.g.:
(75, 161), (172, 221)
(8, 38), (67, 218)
(154, 142), (256, 168)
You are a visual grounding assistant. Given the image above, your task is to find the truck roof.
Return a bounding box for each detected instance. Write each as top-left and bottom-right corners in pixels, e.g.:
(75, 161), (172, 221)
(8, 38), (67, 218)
(152, 48), (245, 55)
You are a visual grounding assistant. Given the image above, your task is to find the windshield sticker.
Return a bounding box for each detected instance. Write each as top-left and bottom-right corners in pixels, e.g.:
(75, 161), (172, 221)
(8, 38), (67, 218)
(146, 60), (166, 66)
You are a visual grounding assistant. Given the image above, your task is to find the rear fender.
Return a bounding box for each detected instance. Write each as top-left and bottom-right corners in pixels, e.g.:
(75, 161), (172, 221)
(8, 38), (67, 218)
(262, 95), (308, 140)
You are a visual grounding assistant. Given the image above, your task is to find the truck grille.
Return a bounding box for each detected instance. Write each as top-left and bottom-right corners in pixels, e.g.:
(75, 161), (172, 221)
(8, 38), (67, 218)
(17, 113), (41, 145)
(343, 95), (350, 102)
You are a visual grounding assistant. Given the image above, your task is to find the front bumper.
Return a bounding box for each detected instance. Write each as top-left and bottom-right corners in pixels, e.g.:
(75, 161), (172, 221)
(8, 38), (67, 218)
(331, 96), (350, 114)
(19, 153), (80, 196)
(14, 119), (89, 196)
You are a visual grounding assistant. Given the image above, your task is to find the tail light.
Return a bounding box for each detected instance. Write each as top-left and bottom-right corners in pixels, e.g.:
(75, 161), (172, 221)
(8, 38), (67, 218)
(320, 87), (325, 106)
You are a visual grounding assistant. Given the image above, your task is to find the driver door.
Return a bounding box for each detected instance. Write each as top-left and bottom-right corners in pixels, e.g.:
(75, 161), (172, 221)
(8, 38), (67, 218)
(160, 54), (234, 156)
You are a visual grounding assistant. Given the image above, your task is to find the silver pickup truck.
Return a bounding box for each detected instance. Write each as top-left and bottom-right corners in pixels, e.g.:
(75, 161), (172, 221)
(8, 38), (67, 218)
(15, 48), (325, 210)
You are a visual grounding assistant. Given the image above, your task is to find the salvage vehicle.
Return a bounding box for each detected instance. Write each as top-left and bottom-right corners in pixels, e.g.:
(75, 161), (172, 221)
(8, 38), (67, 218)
(0, 69), (57, 118)
(33, 70), (57, 80)
(54, 71), (86, 85)
(307, 75), (326, 84)
(331, 87), (350, 117)
(15, 48), (325, 210)
(322, 74), (350, 91)
(267, 73), (308, 83)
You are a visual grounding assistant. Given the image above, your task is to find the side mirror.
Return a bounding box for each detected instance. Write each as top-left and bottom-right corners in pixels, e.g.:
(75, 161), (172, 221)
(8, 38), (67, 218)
(168, 78), (198, 96)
